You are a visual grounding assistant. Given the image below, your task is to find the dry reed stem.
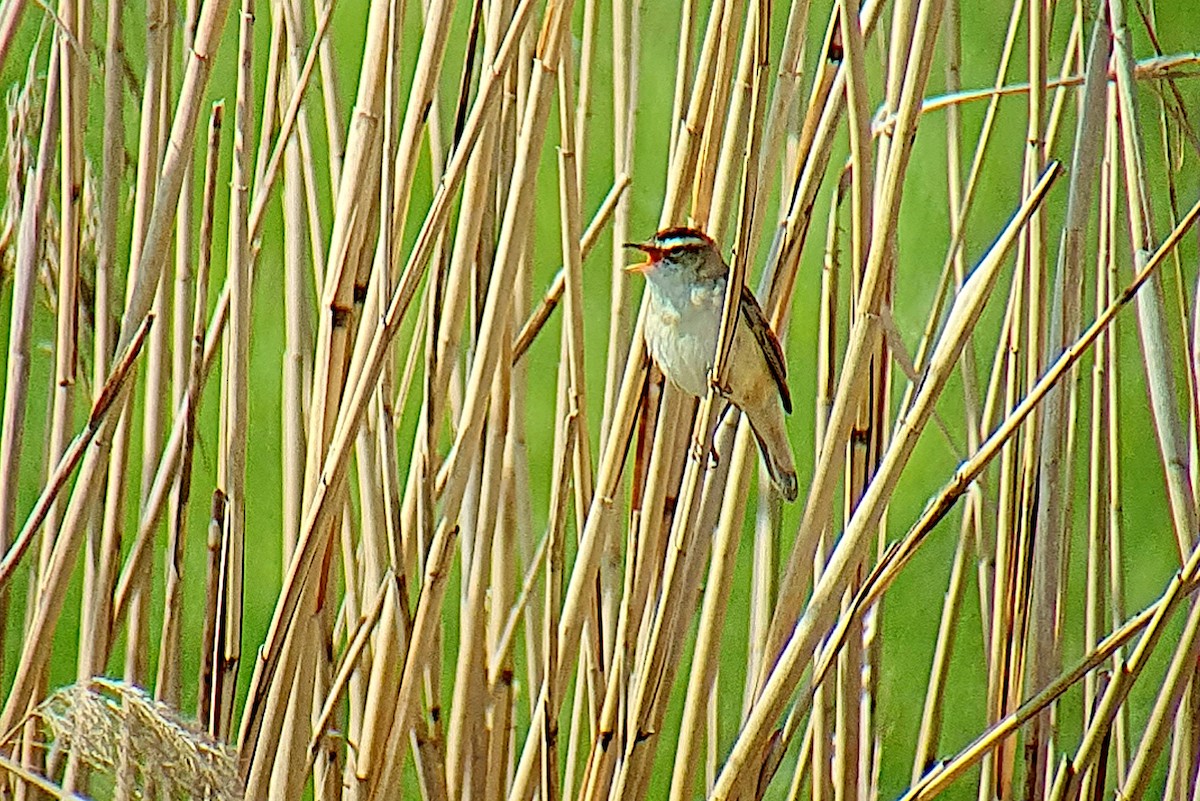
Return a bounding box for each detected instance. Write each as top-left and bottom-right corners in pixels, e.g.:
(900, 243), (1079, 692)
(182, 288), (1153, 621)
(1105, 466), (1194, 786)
(0, 0), (235, 738)
(758, 0), (946, 704)
(911, 190), (1200, 798)
(1112, 0), (1198, 564)
(716, 160), (1061, 800)
(159, 98), (224, 711)
(668, 422), (757, 801)
(0, 313), (153, 589)
(237, 0), (539, 762)
(598, 0), (638, 445)
(0, 750), (87, 801)
(0, 166), (42, 562)
(583, 1), (770, 793)
(211, 0), (256, 747)
(511, 174), (630, 363)
(2, 29), (60, 588)
(903, 594), (1174, 801)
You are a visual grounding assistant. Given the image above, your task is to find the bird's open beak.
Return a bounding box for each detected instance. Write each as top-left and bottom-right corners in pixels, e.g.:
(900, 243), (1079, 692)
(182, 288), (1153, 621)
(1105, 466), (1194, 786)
(623, 242), (661, 274)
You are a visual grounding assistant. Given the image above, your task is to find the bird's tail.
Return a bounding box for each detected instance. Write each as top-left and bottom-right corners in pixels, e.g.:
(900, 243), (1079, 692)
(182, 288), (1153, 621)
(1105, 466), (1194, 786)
(748, 414), (798, 502)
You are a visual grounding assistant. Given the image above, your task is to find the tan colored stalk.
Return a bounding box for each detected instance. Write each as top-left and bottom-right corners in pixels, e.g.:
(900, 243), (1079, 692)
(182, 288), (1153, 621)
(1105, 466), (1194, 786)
(541, 415), (576, 801)
(757, 0), (946, 700)
(1092, 5), (1200, 789)
(44, 0), (84, 606)
(613, 411), (744, 801)
(402, 0), (510, 604)
(77, 3), (336, 623)
(0, 0), (29, 77)
(511, 174), (630, 364)
(160, 100), (224, 712)
(421, 11), (586, 795)
(555, 46), (596, 581)
(1099, 84), (1123, 786)
(159, 0), (202, 710)
(667, 423), (757, 801)
(254, 3), (285, 194)
(0, 308), (153, 592)
(506, 329), (648, 801)
(382, 0), (454, 263)
(823, 188), (1200, 801)
(605, 3), (769, 796)
(914, 52), (1200, 119)
(666, 0), (694, 160)
(579, 14), (759, 795)
(602, 0), (755, 729)
(109, 292), (226, 629)
(1027, 8), (1109, 795)
(0, 0), (237, 736)
(977, 191), (1026, 801)
(5, 3), (1200, 800)
(714, 162), (1061, 799)
(486, 394), (523, 801)
(344, 3), (406, 792)
(598, 0), (638, 444)
(1018, 0), (1052, 791)
(299, 0), (389, 530)
(745, 0), (811, 271)
(689, 0), (748, 227)
(311, 0), (343, 189)
(572, 0), (596, 185)
(248, 0), (336, 247)
(914, 191), (1200, 799)
(11, 40), (63, 797)
(236, 0), (542, 773)
(806, 172), (845, 801)
(1112, 0), (1197, 562)
(0, 167), (36, 672)
(446, 346), (512, 799)
(707, 9), (758, 239)
(305, 571), (392, 772)
(280, 0), (316, 561)
(0, 36), (60, 600)
(238, 0), (520, 767)
(104, 0), (171, 699)
(765, 0), (887, 320)
(910, 0), (979, 776)
(896, 0), (1023, 429)
(129, 0), (176, 690)
(902, 594), (1178, 800)
(834, 0), (876, 794)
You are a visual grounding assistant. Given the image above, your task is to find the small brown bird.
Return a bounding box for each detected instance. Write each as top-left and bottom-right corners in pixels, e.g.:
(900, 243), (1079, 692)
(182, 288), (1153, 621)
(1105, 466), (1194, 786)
(626, 226), (798, 501)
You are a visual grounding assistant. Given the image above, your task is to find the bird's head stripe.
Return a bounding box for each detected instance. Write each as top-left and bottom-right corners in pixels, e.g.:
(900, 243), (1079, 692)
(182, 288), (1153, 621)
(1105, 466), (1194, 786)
(654, 226), (714, 251)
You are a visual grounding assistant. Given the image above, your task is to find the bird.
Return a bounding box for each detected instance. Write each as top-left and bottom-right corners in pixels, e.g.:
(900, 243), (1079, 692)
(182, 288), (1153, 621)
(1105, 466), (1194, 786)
(625, 226), (798, 501)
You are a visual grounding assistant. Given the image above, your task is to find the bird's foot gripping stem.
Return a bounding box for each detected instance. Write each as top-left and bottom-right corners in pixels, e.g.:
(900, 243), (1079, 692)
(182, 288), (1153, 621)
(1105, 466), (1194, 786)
(707, 368), (733, 399)
(690, 436), (720, 468)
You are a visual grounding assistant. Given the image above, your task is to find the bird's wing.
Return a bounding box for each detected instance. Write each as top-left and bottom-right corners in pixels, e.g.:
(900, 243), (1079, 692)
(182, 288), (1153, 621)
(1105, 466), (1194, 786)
(739, 284), (792, 414)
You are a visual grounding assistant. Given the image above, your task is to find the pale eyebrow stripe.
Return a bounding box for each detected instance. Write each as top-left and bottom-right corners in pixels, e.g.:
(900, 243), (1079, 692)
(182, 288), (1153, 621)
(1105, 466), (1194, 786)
(657, 235), (706, 249)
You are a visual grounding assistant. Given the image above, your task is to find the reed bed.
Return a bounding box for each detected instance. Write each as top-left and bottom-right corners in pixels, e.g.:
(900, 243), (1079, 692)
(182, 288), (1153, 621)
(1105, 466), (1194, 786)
(0, 0), (1197, 799)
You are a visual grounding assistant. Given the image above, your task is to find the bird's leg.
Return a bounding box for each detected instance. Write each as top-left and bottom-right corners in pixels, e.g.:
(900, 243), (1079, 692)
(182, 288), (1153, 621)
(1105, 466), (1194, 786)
(707, 366), (733, 399)
(689, 436), (722, 468)
(690, 399), (733, 467)
(706, 399), (739, 467)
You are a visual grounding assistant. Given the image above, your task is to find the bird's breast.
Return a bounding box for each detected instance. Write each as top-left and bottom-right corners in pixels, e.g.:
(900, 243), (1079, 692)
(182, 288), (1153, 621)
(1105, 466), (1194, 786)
(645, 283), (724, 398)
